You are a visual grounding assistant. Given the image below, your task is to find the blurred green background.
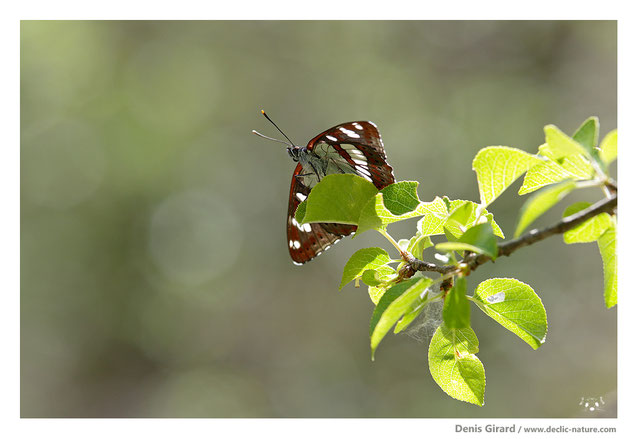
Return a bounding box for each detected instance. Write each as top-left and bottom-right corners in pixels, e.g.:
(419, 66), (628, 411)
(21, 21), (617, 417)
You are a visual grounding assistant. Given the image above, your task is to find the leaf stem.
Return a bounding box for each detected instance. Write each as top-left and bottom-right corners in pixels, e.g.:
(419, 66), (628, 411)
(378, 228), (406, 256)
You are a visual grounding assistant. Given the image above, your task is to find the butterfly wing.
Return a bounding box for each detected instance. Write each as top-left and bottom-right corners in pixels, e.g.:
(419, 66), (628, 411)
(306, 121), (395, 190)
(287, 163), (357, 265)
(286, 121), (395, 264)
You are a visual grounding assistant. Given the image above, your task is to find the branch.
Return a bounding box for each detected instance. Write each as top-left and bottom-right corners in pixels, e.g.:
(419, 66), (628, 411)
(410, 194), (617, 275)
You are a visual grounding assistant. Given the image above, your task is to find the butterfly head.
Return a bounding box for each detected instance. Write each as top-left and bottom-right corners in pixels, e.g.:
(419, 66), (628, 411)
(286, 145), (302, 162)
(253, 110), (303, 159)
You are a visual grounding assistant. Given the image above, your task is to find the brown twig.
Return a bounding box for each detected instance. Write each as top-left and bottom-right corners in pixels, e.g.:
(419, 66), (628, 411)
(410, 194), (617, 276)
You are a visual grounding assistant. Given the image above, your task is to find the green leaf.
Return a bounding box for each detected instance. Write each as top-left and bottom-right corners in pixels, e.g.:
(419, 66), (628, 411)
(361, 270), (381, 286)
(442, 276), (470, 329)
(417, 197), (450, 236)
(599, 129), (617, 167)
(459, 222), (498, 259)
(543, 124), (588, 159)
(562, 202), (613, 244)
(361, 266), (396, 286)
(518, 157), (576, 195)
(302, 174), (378, 225)
(340, 247), (391, 290)
(472, 278), (547, 349)
(394, 295), (430, 334)
(445, 201), (474, 234)
(518, 123), (596, 195)
(514, 180), (577, 237)
(400, 234), (433, 258)
(294, 199), (307, 224)
(442, 196), (453, 212)
(436, 222), (498, 259)
(443, 200), (504, 239)
(407, 234), (433, 259)
(597, 224), (617, 308)
(370, 278), (431, 358)
(368, 285), (387, 305)
(472, 146), (542, 206)
(428, 325), (485, 406)
(537, 145), (593, 180)
(380, 181), (420, 215)
(436, 241), (479, 256)
(484, 212), (505, 239)
(572, 117), (599, 159)
(356, 181), (426, 235)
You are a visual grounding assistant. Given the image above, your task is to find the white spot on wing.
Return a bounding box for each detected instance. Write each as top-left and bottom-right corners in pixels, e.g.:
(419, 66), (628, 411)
(352, 158), (368, 167)
(293, 240), (301, 249)
(338, 127), (361, 138)
(353, 123), (364, 130)
(302, 223), (312, 233)
(326, 135), (338, 142)
(296, 192), (307, 202)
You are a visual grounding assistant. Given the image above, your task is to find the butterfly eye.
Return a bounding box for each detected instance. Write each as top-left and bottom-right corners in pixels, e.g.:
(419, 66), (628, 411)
(287, 147), (299, 161)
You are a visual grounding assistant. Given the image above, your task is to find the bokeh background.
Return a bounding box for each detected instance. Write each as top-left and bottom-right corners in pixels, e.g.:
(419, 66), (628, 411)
(21, 21), (617, 417)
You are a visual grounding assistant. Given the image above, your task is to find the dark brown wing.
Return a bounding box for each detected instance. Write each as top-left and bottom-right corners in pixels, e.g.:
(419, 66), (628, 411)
(306, 121), (395, 190)
(287, 163), (357, 265)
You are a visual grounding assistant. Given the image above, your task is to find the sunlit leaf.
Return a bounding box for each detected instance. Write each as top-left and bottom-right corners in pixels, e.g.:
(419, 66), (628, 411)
(442, 276), (470, 329)
(562, 202), (613, 244)
(538, 144), (593, 179)
(428, 324), (485, 406)
(408, 234), (433, 259)
(473, 278), (547, 349)
(340, 247), (392, 290)
(543, 124), (588, 159)
(472, 146), (541, 206)
(599, 129), (617, 167)
(294, 200), (307, 224)
(441, 200), (504, 239)
(518, 157), (574, 195)
(514, 180), (577, 237)
(368, 285), (387, 305)
(370, 278), (431, 358)
(417, 197), (451, 236)
(361, 266), (396, 286)
(302, 174), (378, 225)
(518, 123), (596, 195)
(598, 224), (617, 308)
(444, 201), (474, 236)
(452, 222), (498, 259)
(394, 294), (430, 334)
(381, 181), (420, 215)
(571, 116), (599, 159)
(356, 181), (425, 235)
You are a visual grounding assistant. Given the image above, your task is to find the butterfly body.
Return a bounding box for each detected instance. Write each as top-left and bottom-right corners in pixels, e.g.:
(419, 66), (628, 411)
(283, 121), (395, 264)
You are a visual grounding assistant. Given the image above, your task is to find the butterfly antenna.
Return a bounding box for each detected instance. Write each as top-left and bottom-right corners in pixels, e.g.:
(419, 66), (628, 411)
(259, 110), (296, 146)
(251, 129), (291, 146)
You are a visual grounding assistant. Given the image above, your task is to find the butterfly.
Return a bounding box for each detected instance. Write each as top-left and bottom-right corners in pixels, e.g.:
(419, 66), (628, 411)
(254, 111), (395, 264)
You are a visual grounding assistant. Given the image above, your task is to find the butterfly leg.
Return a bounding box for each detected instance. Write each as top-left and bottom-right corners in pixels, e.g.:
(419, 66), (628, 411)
(294, 172), (313, 183)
